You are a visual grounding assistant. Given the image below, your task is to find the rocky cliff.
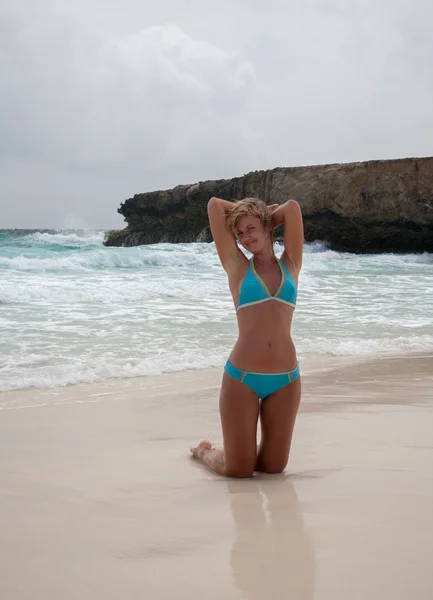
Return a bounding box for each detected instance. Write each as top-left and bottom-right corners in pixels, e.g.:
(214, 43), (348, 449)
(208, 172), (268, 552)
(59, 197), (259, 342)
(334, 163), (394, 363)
(104, 157), (433, 253)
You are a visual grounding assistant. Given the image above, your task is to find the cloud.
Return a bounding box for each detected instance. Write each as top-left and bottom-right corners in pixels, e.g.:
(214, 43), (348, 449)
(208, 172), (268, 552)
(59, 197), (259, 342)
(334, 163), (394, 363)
(107, 24), (257, 168)
(0, 12), (256, 171)
(0, 0), (432, 227)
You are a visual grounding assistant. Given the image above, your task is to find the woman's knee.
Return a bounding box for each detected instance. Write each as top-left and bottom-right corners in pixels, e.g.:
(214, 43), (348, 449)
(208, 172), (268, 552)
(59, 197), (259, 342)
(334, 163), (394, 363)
(225, 457), (255, 478)
(260, 465), (286, 474)
(225, 467), (255, 478)
(256, 456), (288, 474)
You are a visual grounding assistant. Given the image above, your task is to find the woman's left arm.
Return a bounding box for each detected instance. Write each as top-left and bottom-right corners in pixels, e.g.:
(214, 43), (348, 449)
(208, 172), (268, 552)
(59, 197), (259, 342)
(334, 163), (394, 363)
(270, 200), (304, 269)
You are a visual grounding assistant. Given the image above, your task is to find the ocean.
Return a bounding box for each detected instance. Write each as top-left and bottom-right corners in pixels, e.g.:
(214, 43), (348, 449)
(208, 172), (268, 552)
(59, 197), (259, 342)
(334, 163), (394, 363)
(1, 229), (432, 393)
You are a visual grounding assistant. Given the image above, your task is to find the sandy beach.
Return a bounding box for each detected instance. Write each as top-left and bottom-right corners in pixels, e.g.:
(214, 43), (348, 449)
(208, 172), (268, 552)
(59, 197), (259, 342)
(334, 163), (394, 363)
(1, 353), (432, 600)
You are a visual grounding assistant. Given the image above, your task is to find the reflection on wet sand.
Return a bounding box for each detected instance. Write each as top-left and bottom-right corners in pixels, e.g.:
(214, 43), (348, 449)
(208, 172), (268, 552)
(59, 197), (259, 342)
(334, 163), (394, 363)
(227, 476), (315, 599)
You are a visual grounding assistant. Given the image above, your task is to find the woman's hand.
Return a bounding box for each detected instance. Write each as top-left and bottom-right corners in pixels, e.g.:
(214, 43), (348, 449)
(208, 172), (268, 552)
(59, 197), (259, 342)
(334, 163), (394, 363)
(267, 204), (280, 230)
(267, 204), (279, 213)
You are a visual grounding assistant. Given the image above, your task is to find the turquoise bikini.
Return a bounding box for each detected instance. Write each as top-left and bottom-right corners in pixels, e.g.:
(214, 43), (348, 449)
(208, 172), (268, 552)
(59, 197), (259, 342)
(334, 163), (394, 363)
(224, 360), (300, 399)
(237, 256), (297, 312)
(224, 257), (300, 399)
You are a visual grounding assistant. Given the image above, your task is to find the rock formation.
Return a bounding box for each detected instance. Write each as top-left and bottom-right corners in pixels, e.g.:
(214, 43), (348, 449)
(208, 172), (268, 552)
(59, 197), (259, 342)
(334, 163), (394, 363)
(104, 157), (433, 253)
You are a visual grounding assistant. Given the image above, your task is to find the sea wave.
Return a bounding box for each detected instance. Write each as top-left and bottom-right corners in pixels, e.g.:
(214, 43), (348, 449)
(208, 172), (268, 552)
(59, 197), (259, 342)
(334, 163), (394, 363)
(0, 238), (405, 273)
(0, 347), (227, 393)
(0, 242), (222, 271)
(23, 230), (105, 247)
(1, 333), (432, 393)
(1, 234), (432, 393)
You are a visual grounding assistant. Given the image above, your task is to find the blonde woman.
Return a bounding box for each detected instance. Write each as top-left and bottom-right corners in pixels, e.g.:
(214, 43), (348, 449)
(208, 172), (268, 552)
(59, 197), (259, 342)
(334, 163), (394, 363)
(191, 197), (304, 478)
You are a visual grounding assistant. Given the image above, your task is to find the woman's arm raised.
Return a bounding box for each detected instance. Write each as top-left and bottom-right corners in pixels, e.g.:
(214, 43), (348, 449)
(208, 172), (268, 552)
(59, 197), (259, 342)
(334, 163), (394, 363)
(271, 200), (304, 270)
(207, 197), (243, 272)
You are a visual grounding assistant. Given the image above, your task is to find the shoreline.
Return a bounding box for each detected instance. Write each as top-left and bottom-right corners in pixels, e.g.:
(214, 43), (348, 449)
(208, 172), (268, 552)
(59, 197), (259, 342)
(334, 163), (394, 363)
(1, 349), (432, 411)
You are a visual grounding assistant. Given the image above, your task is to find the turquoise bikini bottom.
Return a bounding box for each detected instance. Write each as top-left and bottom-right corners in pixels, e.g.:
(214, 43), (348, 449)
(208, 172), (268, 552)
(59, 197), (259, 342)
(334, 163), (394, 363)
(224, 360), (300, 400)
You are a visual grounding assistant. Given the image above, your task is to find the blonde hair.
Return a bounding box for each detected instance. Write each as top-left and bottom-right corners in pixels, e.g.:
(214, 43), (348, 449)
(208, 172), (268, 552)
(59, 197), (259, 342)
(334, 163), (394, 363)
(226, 197), (273, 237)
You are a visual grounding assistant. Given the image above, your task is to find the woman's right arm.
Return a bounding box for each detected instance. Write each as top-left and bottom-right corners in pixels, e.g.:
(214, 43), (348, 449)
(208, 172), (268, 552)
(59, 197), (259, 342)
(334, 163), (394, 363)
(207, 196), (243, 272)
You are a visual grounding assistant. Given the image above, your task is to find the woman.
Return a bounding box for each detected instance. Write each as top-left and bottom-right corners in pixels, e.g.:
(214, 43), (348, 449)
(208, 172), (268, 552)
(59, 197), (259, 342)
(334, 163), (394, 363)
(190, 196), (304, 478)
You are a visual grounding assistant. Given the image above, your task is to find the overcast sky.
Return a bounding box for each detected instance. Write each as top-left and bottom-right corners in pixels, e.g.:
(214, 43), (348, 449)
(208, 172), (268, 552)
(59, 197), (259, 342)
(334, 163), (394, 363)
(1, 0), (432, 228)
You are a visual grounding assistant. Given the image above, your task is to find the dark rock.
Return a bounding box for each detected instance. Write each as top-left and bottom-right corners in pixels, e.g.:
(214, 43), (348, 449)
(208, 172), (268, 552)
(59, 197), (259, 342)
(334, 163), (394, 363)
(104, 157), (433, 253)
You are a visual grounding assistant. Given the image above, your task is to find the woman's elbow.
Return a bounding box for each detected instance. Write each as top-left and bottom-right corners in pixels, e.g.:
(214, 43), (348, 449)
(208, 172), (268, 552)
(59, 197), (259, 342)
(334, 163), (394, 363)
(287, 199), (300, 209)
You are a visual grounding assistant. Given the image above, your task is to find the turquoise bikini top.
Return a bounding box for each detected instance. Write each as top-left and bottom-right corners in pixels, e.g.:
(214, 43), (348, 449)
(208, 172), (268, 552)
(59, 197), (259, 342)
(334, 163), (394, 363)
(237, 257), (297, 313)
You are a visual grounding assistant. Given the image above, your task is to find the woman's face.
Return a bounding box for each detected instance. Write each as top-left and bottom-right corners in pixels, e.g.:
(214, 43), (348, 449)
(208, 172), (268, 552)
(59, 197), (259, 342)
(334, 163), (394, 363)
(235, 215), (271, 253)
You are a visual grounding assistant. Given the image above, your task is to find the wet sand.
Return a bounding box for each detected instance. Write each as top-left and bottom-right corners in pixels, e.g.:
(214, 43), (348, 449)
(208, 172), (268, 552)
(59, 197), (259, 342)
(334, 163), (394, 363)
(1, 353), (432, 599)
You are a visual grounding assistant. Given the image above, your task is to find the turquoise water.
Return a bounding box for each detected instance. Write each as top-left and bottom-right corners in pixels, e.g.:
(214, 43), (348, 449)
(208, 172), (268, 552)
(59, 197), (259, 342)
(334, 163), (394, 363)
(1, 229), (432, 392)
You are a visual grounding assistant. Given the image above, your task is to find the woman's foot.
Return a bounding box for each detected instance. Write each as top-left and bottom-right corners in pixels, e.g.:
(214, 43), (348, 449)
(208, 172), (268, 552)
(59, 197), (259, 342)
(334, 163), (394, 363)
(190, 441), (227, 475)
(190, 440), (212, 460)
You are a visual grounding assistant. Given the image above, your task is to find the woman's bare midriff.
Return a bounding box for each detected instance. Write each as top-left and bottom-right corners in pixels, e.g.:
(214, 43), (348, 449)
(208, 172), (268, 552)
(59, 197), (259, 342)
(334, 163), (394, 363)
(228, 301), (297, 373)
